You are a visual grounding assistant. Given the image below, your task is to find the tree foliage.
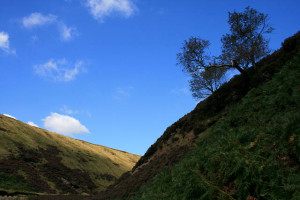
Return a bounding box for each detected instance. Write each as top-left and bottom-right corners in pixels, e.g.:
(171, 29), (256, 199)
(177, 37), (227, 99)
(221, 6), (274, 70)
(177, 7), (274, 99)
(190, 66), (227, 99)
(177, 37), (211, 74)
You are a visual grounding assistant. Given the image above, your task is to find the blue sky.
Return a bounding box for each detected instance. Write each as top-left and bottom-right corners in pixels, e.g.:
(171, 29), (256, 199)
(1, 0), (299, 155)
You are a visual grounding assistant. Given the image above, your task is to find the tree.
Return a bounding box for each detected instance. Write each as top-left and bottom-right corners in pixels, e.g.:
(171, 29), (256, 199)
(221, 6), (274, 71)
(189, 66), (227, 99)
(177, 37), (211, 74)
(177, 7), (274, 99)
(177, 37), (227, 99)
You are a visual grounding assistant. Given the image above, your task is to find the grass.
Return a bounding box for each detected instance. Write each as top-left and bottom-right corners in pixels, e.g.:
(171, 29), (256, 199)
(97, 32), (300, 200)
(0, 172), (31, 192)
(131, 53), (300, 200)
(0, 115), (140, 194)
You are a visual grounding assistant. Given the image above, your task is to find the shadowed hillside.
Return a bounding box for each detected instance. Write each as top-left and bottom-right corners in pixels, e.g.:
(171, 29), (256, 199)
(132, 45), (300, 200)
(0, 115), (140, 196)
(97, 32), (300, 199)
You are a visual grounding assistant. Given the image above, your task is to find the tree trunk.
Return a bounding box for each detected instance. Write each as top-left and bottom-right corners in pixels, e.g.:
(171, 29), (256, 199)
(234, 64), (246, 76)
(234, 64), (250, 87)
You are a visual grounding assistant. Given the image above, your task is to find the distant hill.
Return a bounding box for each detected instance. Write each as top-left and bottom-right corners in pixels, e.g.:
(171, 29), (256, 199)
(98, 32), (300, 200)
(0, 115), (140, 196)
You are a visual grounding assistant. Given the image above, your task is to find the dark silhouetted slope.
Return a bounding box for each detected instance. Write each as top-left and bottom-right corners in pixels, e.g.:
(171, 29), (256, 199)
(132, 47), (300, 200)
(98, 31), (300, 200)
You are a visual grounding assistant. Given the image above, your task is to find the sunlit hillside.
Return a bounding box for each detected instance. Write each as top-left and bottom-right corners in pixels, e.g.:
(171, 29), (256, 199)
(0, 115), (140, 195)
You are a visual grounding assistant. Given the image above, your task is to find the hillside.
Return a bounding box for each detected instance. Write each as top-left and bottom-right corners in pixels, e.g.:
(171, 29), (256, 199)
(98, 32), (300, 199)
(0, 115), (140, 196)
(132, 48), (300, 200)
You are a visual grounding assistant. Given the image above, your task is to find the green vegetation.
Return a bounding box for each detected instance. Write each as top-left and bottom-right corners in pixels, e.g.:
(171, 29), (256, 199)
(91, 32), (300, 200)
(0, 115), (140, 195)
(132, 53), (300, 199)
(1, 29), (299, 200)
(0, 172), (32, 192)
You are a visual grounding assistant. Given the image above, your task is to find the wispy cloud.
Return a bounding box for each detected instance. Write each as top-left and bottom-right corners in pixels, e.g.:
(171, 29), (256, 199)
(22, 13), (57, 28)
(113, 86), (134, 100)
(85, 0), (137, 22)
(170, 87), (190, 95)
(3, 114), (16, 119)
(27, 121), (39, 127)
(34, 59), (85, 82)
(58, 22), (78, 41)
(60, 105), (78, 115)
(117, 87), (132, 96)
(0, 31), (16, 54)
(22, 13), (77, 41)
(43, 113), (89, 135)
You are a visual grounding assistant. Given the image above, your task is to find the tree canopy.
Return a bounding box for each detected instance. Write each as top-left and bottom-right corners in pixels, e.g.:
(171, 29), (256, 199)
(221, 6), (274, 70)
(189, 66), (227, 99)
(177, 7), (274, 99)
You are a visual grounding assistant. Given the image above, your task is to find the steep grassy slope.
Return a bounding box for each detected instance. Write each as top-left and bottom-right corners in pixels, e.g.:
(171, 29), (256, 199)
(132, 52), (300, 200)
(0, 116), (140, 195)
(98, 32), (300, 199)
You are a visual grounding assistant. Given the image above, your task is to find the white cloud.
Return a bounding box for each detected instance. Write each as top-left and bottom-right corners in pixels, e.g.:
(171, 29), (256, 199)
(0, 31), (16, 54)
(28, 121), (39, 127)
(0, 32), (9, 50)
(182, 88), (190, 94)
(113, 86), (134, 100)
(22, 13), (77, 41)
(34, 59), (85, 82)
(58, 22), (77, 41)
(43, 113), (89, 135)
(117, 87), (131, 96)
(170, 87), (190, 95)
(86, 0), (136, 22)
(22, 13), (57, 28)
(60, 105), (78, 115)
(3, 114), (16, 120)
